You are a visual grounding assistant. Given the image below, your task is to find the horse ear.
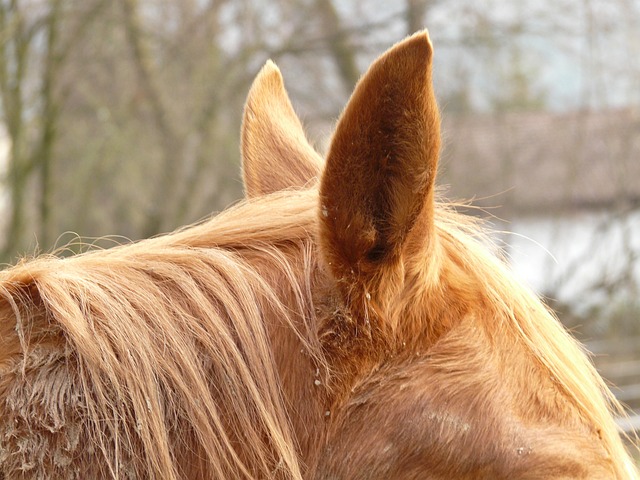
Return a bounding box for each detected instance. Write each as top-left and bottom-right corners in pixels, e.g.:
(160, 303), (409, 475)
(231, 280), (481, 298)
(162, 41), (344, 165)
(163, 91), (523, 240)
(319, 31), (440, 310)
(241, 60), (323, 198)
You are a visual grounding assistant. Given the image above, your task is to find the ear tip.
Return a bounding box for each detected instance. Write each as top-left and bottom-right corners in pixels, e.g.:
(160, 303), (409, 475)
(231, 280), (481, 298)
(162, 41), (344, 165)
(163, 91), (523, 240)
(246, 59), (286, 106)
(398, 29), (434, 58)
(263, 59), (281, 74)
(257, 59), (283, 84)
(409, 29), (432, 42)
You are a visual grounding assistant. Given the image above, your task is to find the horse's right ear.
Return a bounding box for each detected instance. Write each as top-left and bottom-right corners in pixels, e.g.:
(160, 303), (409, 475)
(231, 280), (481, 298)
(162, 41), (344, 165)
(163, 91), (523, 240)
(319, 31), (440, 325)
(241, 61), (323, 198)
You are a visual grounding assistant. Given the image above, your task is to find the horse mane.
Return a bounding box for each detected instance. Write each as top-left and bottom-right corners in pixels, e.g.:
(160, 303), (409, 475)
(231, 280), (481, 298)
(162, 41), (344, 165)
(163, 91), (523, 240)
(0, 189), (321, 480)
(1, 186), (636, 478)
(433, 202), (637, 478)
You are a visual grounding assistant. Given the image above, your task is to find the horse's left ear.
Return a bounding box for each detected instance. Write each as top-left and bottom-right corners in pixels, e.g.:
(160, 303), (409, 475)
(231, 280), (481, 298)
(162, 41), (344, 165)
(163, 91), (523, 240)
(319, 31), (440, 317)
(241, 61), (323, 198)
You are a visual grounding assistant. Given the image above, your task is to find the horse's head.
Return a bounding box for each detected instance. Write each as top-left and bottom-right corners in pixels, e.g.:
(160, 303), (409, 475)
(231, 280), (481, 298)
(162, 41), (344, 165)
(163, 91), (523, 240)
(0, 31), (636, 480)
(240, 31), (637, 479)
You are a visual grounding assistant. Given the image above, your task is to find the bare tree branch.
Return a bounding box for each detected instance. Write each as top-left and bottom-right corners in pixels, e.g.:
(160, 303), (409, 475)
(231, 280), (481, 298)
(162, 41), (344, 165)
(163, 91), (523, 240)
(120, 0), (183, 236)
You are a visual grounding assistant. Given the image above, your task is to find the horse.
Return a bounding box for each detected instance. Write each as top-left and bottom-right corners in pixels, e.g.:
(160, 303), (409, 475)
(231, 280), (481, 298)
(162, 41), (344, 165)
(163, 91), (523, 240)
(0, 31), (637, 479)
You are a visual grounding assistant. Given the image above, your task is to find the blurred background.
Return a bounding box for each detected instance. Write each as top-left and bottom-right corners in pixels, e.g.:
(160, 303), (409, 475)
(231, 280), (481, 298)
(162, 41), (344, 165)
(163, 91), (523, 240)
(0, 0), (638, 437)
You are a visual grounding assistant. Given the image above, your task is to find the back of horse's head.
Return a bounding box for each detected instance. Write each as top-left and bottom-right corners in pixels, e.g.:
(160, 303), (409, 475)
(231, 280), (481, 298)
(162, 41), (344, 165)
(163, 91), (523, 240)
(1, 30), (638, 479)
(241, 30), (638, 478)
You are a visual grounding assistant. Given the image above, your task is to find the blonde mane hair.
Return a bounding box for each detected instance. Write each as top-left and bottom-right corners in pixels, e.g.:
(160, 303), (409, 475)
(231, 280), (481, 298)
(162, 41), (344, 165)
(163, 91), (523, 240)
(0, 190), (319, 479)
(1, 190), (636, 478)
(1, 31), (637, 479)
(433, 204), (638, 478)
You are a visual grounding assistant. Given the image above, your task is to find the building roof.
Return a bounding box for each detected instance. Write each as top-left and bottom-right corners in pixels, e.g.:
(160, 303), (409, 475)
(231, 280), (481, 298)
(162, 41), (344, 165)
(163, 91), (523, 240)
(439, 108), (640, 215)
